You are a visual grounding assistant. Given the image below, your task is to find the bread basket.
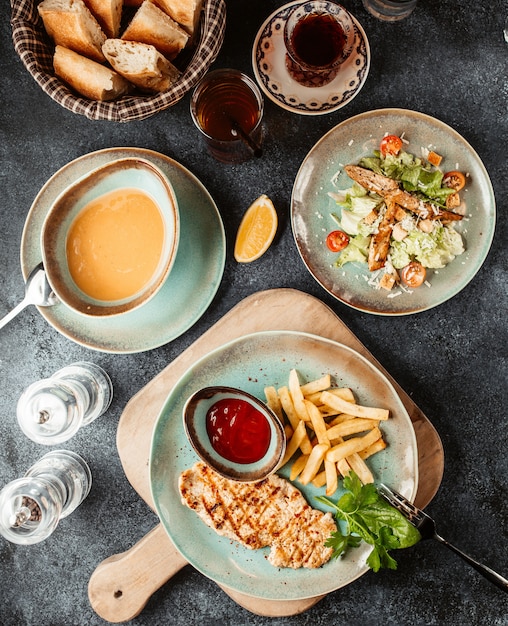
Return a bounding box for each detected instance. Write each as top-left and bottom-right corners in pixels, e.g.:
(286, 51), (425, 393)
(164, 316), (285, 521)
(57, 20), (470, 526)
(11, 0), (226, 122)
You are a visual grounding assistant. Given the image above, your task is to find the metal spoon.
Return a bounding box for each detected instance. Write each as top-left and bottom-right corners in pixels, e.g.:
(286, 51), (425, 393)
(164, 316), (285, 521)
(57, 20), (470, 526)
(0, 263), (58, 331)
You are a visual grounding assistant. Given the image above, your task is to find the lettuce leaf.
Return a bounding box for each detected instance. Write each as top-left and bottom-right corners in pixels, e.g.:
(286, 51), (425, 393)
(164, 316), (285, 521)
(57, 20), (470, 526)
(335, 234), (370, 268)
(389, 226), (464, 269)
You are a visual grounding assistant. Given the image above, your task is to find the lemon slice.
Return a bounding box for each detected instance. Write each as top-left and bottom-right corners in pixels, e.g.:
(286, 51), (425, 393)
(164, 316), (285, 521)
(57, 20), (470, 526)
(234, 194), (278, 263)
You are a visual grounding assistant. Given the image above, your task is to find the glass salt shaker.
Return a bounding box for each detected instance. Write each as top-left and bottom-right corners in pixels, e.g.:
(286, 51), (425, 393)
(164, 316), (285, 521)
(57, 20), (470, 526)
(16, 362), (113, 445)
(0, 450), (92, 544)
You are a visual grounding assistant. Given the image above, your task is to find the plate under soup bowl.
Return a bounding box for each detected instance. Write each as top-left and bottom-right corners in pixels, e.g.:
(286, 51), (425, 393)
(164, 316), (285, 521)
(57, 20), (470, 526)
(41, 157), (180, 317)
(183, 386), (286, 482)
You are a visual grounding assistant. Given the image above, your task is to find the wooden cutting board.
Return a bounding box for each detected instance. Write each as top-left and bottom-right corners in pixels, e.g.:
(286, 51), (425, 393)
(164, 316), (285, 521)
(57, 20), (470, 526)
(88, 289), (444, 623)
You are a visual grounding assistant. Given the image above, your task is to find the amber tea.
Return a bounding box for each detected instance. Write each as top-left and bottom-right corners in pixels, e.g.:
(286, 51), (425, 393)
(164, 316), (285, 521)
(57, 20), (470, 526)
(191, 69), (264, 163)
(283, 2), (355, 88)
(290, 13), (347, 68)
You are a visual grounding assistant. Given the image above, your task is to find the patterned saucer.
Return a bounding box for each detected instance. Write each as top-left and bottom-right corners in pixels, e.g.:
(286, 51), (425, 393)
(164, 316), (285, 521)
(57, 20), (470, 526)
(252, 1), (370, 115)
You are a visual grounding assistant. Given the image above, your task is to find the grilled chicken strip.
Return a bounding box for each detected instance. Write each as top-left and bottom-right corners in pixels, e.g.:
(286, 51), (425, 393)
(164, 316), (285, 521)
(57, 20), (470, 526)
(368, 197), (399, 271)
(179, 461), (337, 569)
(387, 188), (463, 222)
(345, 165), (399, 195)
(345, 165), (463, 222)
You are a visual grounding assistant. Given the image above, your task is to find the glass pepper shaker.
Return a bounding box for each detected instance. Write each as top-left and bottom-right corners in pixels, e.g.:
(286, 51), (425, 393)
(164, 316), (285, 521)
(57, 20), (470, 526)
(0, 450), (92, 544)
(16, 362), (113, 445)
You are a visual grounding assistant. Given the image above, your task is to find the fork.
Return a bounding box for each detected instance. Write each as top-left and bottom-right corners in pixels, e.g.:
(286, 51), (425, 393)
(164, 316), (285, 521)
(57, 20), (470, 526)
(379, 484), (508, 592)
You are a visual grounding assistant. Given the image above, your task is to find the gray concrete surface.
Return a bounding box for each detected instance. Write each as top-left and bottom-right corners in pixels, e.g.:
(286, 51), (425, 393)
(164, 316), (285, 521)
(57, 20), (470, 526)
(1, 1), (507, 624)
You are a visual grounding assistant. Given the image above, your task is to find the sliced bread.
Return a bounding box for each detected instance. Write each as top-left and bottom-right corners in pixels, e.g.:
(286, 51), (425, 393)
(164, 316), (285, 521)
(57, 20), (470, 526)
(102, 39), (181, 92)
(83, 0), (123, 38)
(53, 45), (132, 100)
(38, 0), (107, 63)
(153, 0), (203, 37)
(121, 0), (189, 60)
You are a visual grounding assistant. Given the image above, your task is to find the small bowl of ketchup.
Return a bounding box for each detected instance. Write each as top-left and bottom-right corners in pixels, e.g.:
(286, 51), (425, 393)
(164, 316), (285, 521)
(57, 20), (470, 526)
(183, 386), (286, 482)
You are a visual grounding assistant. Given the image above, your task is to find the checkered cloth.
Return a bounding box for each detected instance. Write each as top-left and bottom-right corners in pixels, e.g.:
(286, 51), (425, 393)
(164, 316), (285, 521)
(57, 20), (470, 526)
(10, 0), (226, 121)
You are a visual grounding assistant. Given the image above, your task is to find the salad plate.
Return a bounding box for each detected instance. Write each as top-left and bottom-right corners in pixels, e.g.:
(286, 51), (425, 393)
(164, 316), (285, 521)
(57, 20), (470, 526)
(291, 109), (496, 315)
(252, 1), (370, 115)
(150, 330), (418, 600)
(20, 148), (225, 353)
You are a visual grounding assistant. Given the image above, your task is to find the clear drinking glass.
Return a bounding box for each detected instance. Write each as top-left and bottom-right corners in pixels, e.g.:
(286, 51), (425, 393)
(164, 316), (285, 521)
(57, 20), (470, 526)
(283, 1), (355, 87)
(0, 450), (92, 544)
(16, 362), (113, 445)
(362, 0), (417, 21)
(190, 69), (264, 164)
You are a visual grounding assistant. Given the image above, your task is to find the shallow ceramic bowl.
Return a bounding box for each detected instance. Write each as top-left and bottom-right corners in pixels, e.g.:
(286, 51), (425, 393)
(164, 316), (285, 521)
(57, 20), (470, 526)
(41, 157), (180, 317)
(11, 0), (226, 122)
(183, 386), (286, 482)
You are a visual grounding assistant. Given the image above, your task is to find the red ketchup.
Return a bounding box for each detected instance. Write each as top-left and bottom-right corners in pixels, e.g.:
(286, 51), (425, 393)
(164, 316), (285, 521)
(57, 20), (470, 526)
(206, 398), (271, 464)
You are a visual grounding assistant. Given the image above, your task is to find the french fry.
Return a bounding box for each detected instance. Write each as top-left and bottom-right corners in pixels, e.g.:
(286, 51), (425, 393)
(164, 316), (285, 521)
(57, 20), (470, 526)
(278, 387), (313, 455)
(277, 386), (300, 430)
(324, 459), (338, 496)
(299, 443), (329, 485)
(280, 419), (308, 466)
(322, 387), (356, 403)
(311, 470), (327, 489)
(300, 374), (332, 396)
(346, 453), (374, 484)
(304, 399), (329, 445)
(358, 438), (387, 460)
(336, 457), (352, 478)
(290, 454), (308, 481)
(320, 390), (390, 420)
(288, 369), (310, 422)
(270, 370), (389, 494)
(327, 413), (353, 427)
(264, 386), (284, 422)
(326, 427), (382, 463)
(305, 386), (355, 406)
(326, 418), (380, 441)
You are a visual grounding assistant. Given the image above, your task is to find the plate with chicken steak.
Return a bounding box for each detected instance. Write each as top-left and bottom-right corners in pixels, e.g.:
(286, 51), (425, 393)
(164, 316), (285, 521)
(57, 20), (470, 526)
(150, 330), (418, 600)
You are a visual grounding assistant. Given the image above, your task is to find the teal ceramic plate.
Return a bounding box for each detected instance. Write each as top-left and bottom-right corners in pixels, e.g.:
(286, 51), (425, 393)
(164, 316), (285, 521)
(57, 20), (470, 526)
(20, 148), (225, 353)
(150, 331), (418, 600)
(291, 108), (496, 315)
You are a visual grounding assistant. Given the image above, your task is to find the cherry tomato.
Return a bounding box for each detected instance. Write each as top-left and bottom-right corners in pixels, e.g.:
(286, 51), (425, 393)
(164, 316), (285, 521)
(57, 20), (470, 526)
(326, 230), (350, 252)
(400, 261), (427, 288)
(380, 135), (403, 157)
(443, 170), (466, 191)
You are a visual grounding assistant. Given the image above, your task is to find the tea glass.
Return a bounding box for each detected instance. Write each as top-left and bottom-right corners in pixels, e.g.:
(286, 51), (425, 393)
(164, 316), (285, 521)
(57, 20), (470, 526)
(283, 1), (356, 88)
(362, 0), (417, 21)
(190, 69), (264, 164)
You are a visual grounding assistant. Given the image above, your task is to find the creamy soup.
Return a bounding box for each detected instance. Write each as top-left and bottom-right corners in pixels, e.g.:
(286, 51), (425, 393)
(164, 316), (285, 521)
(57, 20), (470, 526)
(66, 188), (165, 301)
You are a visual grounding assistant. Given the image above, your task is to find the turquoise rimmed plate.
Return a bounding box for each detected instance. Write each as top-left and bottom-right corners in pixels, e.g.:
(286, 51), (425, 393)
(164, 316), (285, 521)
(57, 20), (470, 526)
(20, 147), (225, 353)
(150, 330), (418, 600)
(291, 108), (496, 314)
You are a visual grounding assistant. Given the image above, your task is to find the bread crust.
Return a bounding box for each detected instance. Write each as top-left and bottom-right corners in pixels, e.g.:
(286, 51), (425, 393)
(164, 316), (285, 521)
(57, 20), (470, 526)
(53, 45), (131, 100)
(38, 0), (107, 62)
(83, 0), (123, 38)
(121, 0), (189, 60)
(153, 0), (203, 36)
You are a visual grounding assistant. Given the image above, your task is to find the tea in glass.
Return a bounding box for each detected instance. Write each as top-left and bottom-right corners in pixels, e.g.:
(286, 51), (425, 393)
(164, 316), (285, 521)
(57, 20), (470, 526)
(284, 1), (355, 87)
(190, 69), (264, 164)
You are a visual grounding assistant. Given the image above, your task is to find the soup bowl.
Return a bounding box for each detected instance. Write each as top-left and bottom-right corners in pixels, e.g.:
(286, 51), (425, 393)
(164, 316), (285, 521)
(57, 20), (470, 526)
(41, 157), (180, 317)
(183, 386), (286, 482)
